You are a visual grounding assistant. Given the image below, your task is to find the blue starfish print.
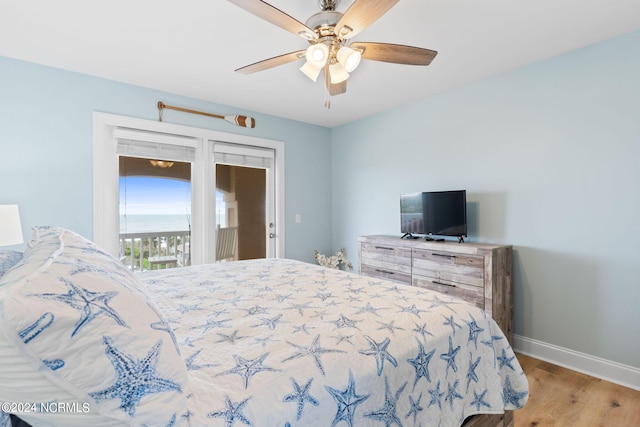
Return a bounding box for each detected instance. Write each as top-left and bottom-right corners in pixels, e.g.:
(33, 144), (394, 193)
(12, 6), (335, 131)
(427, 380), (444, 410)
(218, 352), (278, 389)
(412, 322), (434, 343)
(255, 314), (284, 330)
(429, 295), (458, 312)
(89, 337), (181, 416)
(464, 314), (485, 349)
(283, 378), (319, 420)
(180, 336), (202, 348)
(376, 320), (406, 335)
(398, 304), (426, 318)
(346, 295), (363, 303)
(359, 335), (398, 376)
(191, 318), (232, 334)
(176, 303), (202, 315)
(405, 392), (424, 424)
(354, 302), (387, 317)
(292, 323), (313, 335)
(497, 349), (516, 371)
(273, 293), (293, 303)
(444, 380), (463, 410)
(442, 315), (462, 336)
(481, 334), (504, 367)
(245, 304), (268, 316)
(466, 353), (481, 391)
(501, 375), (528, 408)
(185, 348), (217, 371)
(312, 309), (330, 320)
(383, 285), (402, 294)
(440, 336), (461, 376)
(35, 278), (127, 337)
(470, 389), (491, 411)
(332, 334), (355, 346)
(325, 370), (370, 427)
(283, 335), (345, 376)
(216, 329), (246, 345)
(313, 291), (333, 302)
(331, 314), (361, 330)
(208, 395), (253, 427)
(254, 336), (273, 347)
(287, 302), (314, 316)
(364, 376), (406, 427)
(150, 319), (180, 354)
(407, 341), (435, 387)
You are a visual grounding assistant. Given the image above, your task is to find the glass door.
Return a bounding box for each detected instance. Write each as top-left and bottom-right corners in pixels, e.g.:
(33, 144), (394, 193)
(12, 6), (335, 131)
(213, 142), (276, 261)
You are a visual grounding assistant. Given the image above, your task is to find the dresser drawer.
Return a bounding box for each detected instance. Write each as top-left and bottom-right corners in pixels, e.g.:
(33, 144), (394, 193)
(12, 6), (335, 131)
(412, 276), (485, 309)
(412, 248), (484, 287)
(361, 263), (411, 285)
(360, 242), (411, 265)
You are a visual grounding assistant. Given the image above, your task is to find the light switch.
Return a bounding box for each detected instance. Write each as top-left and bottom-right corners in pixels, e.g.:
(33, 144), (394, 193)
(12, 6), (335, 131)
(295, 213), (302, 223)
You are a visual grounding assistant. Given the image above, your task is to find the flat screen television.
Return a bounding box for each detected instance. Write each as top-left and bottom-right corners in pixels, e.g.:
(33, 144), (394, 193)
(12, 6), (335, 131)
(400, 190), (467, 241)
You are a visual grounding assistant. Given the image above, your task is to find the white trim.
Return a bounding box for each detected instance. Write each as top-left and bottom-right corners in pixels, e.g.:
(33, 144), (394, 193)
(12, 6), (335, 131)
(513, 334), (640, 391)
(92, 112), (285, 262)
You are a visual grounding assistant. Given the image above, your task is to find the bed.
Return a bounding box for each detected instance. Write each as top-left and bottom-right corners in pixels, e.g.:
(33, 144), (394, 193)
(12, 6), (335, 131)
(0, 227), (528, 427)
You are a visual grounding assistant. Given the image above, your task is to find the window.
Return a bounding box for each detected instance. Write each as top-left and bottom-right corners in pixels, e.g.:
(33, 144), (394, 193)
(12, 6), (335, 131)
(93, 112), (284, 267)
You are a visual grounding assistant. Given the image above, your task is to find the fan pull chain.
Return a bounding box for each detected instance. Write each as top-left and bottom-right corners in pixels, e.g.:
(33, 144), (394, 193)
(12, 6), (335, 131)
(324, 85), (331, 109)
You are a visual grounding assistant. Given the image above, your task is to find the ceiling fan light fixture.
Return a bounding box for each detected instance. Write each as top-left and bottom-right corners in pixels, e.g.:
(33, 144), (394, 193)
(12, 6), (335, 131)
(329, 62), (349, 84)
(337, 46), (361, 72)
(306, 43), (329, 67)
(300, 61), (322, 82)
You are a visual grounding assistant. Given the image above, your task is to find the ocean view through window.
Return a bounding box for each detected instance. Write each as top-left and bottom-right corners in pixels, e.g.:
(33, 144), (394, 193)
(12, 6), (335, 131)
(119, 157), (192, 270)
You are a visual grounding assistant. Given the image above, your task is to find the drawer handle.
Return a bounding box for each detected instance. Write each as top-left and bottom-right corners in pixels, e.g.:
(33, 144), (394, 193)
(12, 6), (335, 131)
(432, 253), (455, 258)
(374, 246), (394, 251)
(433, 280), (456, 288)
(375, 269), (395, 275)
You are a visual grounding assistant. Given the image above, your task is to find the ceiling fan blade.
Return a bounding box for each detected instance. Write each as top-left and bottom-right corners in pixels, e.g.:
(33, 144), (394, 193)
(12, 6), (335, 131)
(235, 50), (305, 74)
(324, 65), (347, 96)
(334, 0), (399, 39)
(350, 42), (438, 66)
(228, 0), (317, 40)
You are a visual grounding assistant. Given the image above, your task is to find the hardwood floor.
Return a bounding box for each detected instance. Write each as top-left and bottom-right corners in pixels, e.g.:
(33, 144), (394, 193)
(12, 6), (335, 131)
(514, 353), (640, 427)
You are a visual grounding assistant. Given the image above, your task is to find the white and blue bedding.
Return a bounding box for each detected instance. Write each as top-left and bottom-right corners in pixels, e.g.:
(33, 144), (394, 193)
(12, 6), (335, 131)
(140, 258), (529, 427)
(0, 227), (528, 427)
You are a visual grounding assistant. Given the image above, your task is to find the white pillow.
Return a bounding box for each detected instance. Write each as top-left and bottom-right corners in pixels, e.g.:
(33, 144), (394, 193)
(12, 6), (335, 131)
(0, 227), (189, 427)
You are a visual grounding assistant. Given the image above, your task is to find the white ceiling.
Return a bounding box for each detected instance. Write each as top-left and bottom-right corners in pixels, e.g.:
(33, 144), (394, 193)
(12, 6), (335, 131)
(2, 0), (640, 128)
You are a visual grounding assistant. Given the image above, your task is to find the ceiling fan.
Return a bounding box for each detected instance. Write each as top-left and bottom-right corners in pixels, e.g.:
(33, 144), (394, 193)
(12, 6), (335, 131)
(228, 0), (438, 100)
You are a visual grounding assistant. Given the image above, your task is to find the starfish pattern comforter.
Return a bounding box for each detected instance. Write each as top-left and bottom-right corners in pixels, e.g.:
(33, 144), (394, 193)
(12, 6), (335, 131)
(139, 258), (528, 427)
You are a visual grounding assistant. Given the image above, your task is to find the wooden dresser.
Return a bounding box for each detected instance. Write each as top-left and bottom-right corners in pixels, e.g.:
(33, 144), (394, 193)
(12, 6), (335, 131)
(358, 235), (513, 342)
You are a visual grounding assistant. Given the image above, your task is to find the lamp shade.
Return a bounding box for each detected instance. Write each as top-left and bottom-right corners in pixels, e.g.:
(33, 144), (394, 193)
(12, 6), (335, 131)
(329, 62), (349, 84)
(305, 43), (329, 67)
(299, 61), (323, 82)
(0, 205), (23, 246)
(337, 46), (361, 73)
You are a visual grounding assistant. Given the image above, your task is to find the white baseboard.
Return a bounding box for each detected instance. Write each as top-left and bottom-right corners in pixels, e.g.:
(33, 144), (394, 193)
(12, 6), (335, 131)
(512, 334), (640, 391)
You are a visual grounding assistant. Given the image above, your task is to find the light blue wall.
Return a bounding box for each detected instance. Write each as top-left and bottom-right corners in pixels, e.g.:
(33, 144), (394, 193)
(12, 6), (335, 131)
(0, 56), (333, 263)
(331, 30), (640, 368)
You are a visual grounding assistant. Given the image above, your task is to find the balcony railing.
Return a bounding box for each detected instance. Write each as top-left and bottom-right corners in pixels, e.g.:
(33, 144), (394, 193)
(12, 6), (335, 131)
(119, 230), (190, 272)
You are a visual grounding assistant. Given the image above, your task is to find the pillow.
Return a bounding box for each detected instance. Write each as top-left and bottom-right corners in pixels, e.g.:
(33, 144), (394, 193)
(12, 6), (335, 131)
(0, 251), (22, 278)
(0, 227), (189, 426)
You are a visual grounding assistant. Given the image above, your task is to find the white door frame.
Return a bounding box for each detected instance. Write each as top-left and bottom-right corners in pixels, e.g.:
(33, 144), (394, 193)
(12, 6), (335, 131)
(92, 112), (285, 263)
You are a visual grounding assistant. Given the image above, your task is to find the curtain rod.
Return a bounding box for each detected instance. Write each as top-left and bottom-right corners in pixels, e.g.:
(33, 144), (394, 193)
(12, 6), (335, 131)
(157, 101), (255, 128)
